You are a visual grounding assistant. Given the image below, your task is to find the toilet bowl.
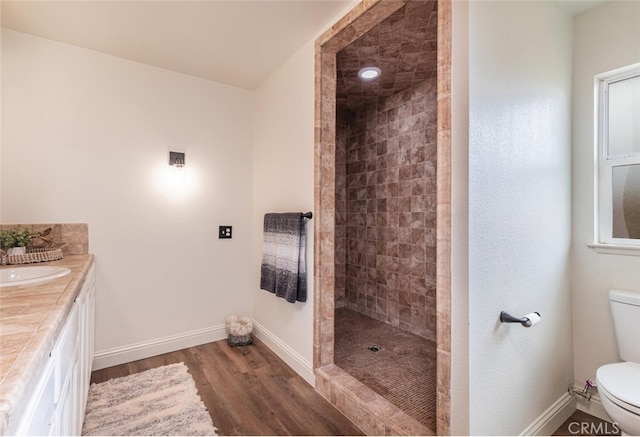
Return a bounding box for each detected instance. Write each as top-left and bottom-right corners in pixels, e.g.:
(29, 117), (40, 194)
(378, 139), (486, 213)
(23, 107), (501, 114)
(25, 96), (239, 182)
(596, 289), (640, 436)
(596, 362), (640, 436)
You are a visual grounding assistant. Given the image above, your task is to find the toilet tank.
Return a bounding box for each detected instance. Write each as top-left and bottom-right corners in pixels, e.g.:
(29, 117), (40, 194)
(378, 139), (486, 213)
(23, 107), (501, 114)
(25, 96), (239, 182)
(610, 289), (640, 363)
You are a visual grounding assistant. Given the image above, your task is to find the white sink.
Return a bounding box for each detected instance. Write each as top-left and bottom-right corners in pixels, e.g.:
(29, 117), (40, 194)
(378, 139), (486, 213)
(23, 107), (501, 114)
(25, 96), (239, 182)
(0, 266), (71, 288)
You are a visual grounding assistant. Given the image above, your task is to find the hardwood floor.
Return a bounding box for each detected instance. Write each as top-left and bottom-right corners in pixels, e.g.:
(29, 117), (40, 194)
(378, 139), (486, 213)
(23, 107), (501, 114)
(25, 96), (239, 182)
(553, 410), (620, 436)
(95, 340), (624, 436)
(90, 338), (364, 436)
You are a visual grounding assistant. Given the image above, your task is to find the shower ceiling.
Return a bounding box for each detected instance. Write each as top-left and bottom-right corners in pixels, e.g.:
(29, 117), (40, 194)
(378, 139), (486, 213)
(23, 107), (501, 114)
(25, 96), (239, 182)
(336, 1), (438, 111)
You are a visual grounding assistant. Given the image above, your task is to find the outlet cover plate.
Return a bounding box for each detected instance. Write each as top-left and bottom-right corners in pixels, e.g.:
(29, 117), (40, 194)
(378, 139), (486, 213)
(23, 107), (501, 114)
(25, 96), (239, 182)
(219, 226), (232, 239)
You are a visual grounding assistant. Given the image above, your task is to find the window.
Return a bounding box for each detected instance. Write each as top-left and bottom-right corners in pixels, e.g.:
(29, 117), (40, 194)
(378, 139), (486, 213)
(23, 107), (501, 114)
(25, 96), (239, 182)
(596, 63), (640, 247)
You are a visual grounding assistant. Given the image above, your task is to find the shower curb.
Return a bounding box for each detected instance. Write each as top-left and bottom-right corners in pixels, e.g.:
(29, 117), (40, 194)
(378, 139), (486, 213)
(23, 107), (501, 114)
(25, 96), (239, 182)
(315, 364), (434, 436)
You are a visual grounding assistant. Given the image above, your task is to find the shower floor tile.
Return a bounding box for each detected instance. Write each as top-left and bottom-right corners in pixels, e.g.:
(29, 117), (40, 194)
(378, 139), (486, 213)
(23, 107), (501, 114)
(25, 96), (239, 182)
(334, 307), (436, 430)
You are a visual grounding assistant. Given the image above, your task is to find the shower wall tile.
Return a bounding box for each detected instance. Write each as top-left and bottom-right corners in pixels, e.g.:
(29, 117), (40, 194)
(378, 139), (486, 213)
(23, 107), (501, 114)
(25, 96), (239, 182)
(338, 74), (437, 340)
(335, 111), (349, 309)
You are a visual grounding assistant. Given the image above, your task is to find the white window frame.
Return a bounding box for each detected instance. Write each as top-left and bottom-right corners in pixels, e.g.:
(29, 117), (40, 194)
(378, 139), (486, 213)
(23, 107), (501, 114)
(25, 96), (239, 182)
(595, 63), (640, 249)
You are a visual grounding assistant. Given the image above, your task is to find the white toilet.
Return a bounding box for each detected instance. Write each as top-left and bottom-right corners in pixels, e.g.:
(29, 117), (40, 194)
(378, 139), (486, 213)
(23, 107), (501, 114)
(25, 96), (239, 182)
(596, 289), (640, 436)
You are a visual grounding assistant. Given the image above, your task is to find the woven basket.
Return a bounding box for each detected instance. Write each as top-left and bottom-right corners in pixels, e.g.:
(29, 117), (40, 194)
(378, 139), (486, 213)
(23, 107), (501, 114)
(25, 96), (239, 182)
(1, 244), (66, 266)
(227, 334), (253, 347)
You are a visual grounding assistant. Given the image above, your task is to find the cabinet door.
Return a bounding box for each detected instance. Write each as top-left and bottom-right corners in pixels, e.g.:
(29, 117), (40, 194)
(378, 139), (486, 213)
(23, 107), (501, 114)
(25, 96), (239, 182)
(56, 310), (78, 401)
(88, 283), (95, 372)
(77, 282), (88, 411)
(77, 263), (95, 423)
(71, 356), (81, 436)
(56, 372), (71, 436)
(14, 356), (55, 436)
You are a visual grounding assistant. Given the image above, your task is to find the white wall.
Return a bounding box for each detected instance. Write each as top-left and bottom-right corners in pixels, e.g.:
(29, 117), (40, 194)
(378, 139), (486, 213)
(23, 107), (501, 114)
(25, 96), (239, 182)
(250, 2), (357, 386)
(251, 38), (314, 381)
(1, 29), (254, 364)
(251, 38), (316, 383)
(468, 2), (574, 434)
(571, 0), (640, 411)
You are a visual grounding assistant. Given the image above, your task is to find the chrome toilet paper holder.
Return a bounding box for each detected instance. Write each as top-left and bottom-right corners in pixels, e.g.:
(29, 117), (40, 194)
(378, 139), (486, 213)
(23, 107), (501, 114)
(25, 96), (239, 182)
(500, 311), (541, 327)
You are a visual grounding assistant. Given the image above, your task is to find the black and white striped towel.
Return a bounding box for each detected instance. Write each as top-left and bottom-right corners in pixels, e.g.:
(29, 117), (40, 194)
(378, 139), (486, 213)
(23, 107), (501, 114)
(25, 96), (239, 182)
(260, 213), (307, 303)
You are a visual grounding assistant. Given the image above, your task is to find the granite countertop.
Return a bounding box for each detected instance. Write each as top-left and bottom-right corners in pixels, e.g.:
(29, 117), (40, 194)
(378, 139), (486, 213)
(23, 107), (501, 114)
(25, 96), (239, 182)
(0, 254), (94, 435)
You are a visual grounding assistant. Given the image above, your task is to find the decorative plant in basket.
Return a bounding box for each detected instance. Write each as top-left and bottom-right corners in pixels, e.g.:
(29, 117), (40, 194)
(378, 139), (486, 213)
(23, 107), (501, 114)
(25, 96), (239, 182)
(0, 227), (31, 255)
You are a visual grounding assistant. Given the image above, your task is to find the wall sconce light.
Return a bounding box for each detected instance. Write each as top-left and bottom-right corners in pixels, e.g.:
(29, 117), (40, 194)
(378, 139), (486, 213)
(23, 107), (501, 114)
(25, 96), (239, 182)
(169, 151), (185, 168)
(169, 151), (186, 184)
(153, 150), (196, 198)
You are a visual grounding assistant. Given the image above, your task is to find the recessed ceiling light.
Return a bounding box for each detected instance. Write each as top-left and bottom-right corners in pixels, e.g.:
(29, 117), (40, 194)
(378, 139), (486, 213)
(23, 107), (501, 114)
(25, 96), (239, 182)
(358, 66), (381, 81)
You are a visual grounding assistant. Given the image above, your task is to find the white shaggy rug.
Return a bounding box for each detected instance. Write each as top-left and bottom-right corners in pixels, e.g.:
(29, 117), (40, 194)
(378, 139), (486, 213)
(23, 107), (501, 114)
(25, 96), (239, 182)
(82, 362), (218, 436)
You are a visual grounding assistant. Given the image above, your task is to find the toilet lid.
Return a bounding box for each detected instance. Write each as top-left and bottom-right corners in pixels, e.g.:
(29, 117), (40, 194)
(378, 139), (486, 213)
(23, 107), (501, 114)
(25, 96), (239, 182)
(596, 362), (640, 407)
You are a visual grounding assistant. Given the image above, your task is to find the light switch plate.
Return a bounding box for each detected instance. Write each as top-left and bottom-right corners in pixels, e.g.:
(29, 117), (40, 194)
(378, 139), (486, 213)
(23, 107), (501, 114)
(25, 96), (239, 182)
(219, 226), (232, 239)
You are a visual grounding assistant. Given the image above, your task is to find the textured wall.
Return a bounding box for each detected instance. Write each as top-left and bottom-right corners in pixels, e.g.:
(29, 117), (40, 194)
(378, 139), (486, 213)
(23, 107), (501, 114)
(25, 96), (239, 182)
(468, 2), (573, 434)
(336, 75), (437, 340)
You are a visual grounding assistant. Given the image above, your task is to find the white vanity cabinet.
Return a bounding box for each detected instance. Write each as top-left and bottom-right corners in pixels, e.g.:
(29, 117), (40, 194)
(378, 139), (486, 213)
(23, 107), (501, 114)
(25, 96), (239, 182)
(76, 262), (96, 431)
(11, 262), (95, 436)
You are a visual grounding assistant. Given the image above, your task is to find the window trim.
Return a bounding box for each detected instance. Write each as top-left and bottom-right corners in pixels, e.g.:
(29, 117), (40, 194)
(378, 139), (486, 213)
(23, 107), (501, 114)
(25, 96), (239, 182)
(595, 63), (640, 248)
(589, 243), (640, 256)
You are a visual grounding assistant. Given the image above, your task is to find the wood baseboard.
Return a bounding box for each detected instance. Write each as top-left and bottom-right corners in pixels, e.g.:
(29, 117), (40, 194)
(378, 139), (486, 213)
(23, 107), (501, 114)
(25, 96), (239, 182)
(575, 391), (611, 422)
(92, 324), (227, 370)
(252, 320), (315, 386)
(520, 393), (576, 436)
(93, 321), (315, 387)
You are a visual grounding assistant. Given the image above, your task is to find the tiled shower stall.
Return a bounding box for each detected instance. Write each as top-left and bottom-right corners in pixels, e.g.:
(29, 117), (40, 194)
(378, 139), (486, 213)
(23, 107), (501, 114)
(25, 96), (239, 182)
(313, 0), (452, 435)
(336, 75), (438, 341)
